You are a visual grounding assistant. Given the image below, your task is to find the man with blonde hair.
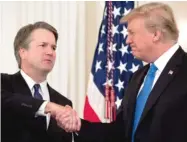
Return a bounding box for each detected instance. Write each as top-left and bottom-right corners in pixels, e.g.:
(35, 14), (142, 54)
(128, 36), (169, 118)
(52, 2), (187, 142)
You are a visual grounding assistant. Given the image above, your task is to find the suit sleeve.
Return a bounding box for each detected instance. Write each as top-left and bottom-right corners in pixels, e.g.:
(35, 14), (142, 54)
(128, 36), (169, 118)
(1, 73), (44, 118)
(74, 108), (125, 142)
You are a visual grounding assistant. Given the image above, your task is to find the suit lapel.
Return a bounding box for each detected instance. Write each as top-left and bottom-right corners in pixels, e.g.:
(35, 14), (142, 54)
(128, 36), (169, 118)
(139, 47), (184, 124)
(46, 84), (58, 131)
(125, 65), (149, 137)
(13, 71), (33, 97)
(47, 84), (57, 103)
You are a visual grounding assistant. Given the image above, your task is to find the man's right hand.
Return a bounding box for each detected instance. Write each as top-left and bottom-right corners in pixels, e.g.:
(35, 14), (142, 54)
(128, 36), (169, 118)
(45, 102), (81, 132)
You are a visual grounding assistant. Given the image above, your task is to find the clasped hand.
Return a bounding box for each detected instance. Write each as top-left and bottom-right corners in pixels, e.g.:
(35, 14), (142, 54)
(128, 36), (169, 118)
(45, 102), (81, 132)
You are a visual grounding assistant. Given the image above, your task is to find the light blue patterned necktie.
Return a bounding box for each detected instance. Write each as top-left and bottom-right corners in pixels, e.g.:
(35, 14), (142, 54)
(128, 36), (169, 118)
(132, 64), (158, 142)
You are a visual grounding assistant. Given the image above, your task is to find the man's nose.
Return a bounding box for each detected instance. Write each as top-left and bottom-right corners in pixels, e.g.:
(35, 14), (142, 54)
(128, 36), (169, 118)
(126, 35), (131, 45)
(46, 46), (54, 55)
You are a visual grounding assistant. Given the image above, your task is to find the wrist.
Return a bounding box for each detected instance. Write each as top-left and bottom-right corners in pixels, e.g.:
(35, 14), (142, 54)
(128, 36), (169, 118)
(45, 102), (54, 114)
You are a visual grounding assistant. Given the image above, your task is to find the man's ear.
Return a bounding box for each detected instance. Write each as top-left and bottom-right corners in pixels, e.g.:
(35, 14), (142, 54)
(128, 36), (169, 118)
(19, 48), (26, 59)
(152, 30), (162, 42)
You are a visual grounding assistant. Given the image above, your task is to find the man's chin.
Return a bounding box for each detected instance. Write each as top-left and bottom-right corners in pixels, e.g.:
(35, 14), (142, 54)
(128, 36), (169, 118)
(41, 67), (53, 74)
(131, 51), (138, 58)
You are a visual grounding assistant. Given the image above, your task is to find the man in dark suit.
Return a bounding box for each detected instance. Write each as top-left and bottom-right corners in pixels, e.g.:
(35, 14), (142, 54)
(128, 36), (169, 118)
(54, 2), (187, 142)
(1, 21), (76, 142)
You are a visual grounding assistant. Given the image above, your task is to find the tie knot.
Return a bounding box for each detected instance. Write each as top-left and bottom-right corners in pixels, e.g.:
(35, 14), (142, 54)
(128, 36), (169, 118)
(148, 64), (157, 75)
(33, 84), (40, 92)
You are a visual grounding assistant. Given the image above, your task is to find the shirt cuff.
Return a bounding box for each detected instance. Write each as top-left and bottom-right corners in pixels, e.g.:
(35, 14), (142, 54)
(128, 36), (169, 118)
(35, 101), (49, 116)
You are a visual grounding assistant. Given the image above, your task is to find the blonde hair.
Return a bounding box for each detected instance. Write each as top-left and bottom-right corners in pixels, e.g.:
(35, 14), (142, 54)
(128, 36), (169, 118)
(120, 2), (179, 42)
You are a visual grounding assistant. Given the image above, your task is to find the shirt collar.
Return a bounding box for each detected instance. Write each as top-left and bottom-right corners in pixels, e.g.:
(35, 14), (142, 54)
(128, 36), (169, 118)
(20, 70), (47, 91)
(154, 43), (179, 73)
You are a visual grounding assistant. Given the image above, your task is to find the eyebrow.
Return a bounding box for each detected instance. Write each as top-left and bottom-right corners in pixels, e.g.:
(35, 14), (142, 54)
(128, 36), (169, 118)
(40, 42), (56, 47)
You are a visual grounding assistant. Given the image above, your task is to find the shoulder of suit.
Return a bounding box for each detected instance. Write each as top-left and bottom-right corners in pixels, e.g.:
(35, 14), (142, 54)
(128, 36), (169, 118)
(1, 73), (11, 77)
(1, 73), (13, 81)
(1, 72), (20, 81)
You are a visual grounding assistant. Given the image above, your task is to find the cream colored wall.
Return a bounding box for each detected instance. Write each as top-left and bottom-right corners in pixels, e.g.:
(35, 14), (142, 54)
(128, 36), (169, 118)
(85, 1), (104, 86)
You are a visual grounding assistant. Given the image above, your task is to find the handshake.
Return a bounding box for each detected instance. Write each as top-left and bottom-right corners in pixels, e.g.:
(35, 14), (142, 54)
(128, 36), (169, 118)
(45, 102), (81, 132)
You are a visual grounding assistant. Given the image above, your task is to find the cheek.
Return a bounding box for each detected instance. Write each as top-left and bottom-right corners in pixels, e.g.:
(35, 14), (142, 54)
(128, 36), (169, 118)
(133, 35), (142, 44)
(28, 52), (37, 59)
(53, 53), (56, 60)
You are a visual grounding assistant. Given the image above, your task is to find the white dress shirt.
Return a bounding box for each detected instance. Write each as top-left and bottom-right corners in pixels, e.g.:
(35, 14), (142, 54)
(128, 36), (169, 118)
(20, 70), (50, 130)
(138, 43), (180, 95)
